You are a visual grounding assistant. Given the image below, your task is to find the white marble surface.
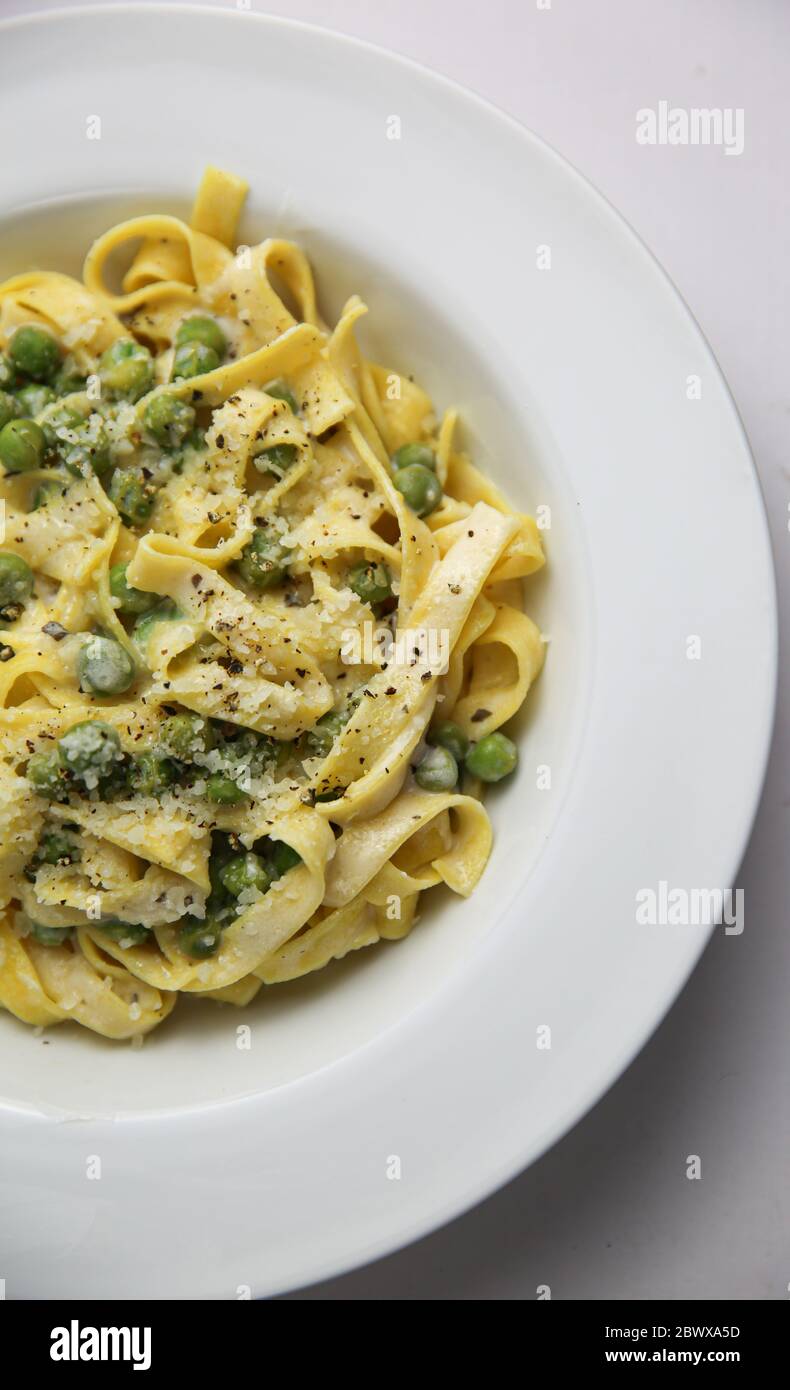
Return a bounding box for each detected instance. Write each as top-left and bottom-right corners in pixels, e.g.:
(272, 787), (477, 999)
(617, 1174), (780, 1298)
(2, 0), (787, 1299)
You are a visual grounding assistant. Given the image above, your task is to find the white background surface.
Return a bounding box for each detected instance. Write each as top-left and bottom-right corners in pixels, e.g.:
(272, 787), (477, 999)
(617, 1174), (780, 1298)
(2, 0), (787, 1300)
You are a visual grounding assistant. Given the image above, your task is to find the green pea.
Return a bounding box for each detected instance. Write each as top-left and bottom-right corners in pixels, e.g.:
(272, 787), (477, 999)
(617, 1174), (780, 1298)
(252, 442), (298, 477)
(26, 748), (69, 801)
(15, 383), (56, 417)
(29, 921), (72, 946)
(58, 719), (122, 781)
(42, 402), (84, 446)
(175, 315), (227, 359)
(81, 422), (113, 477)
(219, 852), (271, 898)
(179, 917), (223, 959)
(132, 599), (181, 652)
(219, 727), (263, 758)
(180, 426), (206, 453)
(214, 726), (276, 779)
(393, 462), (443, 517)
(391, 442), (436, 473)
(0, 418), (46, 472)
(54, 413), (112, 478)
(0, 354), (16, 390)
(31, 476), (68, 510)
(159, 710), (213, 761)
(109, 562), (159, 616)
(95, 755), (132, 801)
(0, 389), (17, 431)
(204, 855), (237, 932)
(265, 380), (299, 413)
(142, 392), (196, 448)
(205, 773), (246, 805)
(77, 635), (135, 696)
(465, 731), (518, 783)
(171, 341), (220, 381)
(267, 841), (302, 877)
(53, 370), (87, 397)
(208, 838), (233, 888)
(0, 552), (33, 610)
(57, 411), (111, 478)
(108, 468), (154, 525)
(236, 527), (289, 591)
(99, 338), (154, 401)
(306, 710), (346, 758)
(273, 737), (296, 767)
(348, 560), (392, 606)
(414, 744), (458, 791)
(96, 919), (152, 946)
(129, 751), (176, 796)
(428, 720), (469, 764)
(36, 830), (81, 866)
(10, 326), (61, 382)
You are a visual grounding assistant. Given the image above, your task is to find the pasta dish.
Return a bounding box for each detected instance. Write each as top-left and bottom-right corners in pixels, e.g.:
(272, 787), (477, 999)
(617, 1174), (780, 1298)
(0, 168), (545, 1040)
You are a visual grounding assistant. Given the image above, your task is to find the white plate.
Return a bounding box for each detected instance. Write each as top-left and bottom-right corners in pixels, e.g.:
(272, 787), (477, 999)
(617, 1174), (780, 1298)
(0, 5), (776, 1299)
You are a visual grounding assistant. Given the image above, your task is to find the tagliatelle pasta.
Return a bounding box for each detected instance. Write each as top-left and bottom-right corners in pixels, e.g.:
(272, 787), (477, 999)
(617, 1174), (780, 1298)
(0, 167), (546, 1040)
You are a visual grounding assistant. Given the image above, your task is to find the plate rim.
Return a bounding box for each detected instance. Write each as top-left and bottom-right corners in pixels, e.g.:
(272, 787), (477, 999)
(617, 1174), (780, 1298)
(0, 1), (777, 1297)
